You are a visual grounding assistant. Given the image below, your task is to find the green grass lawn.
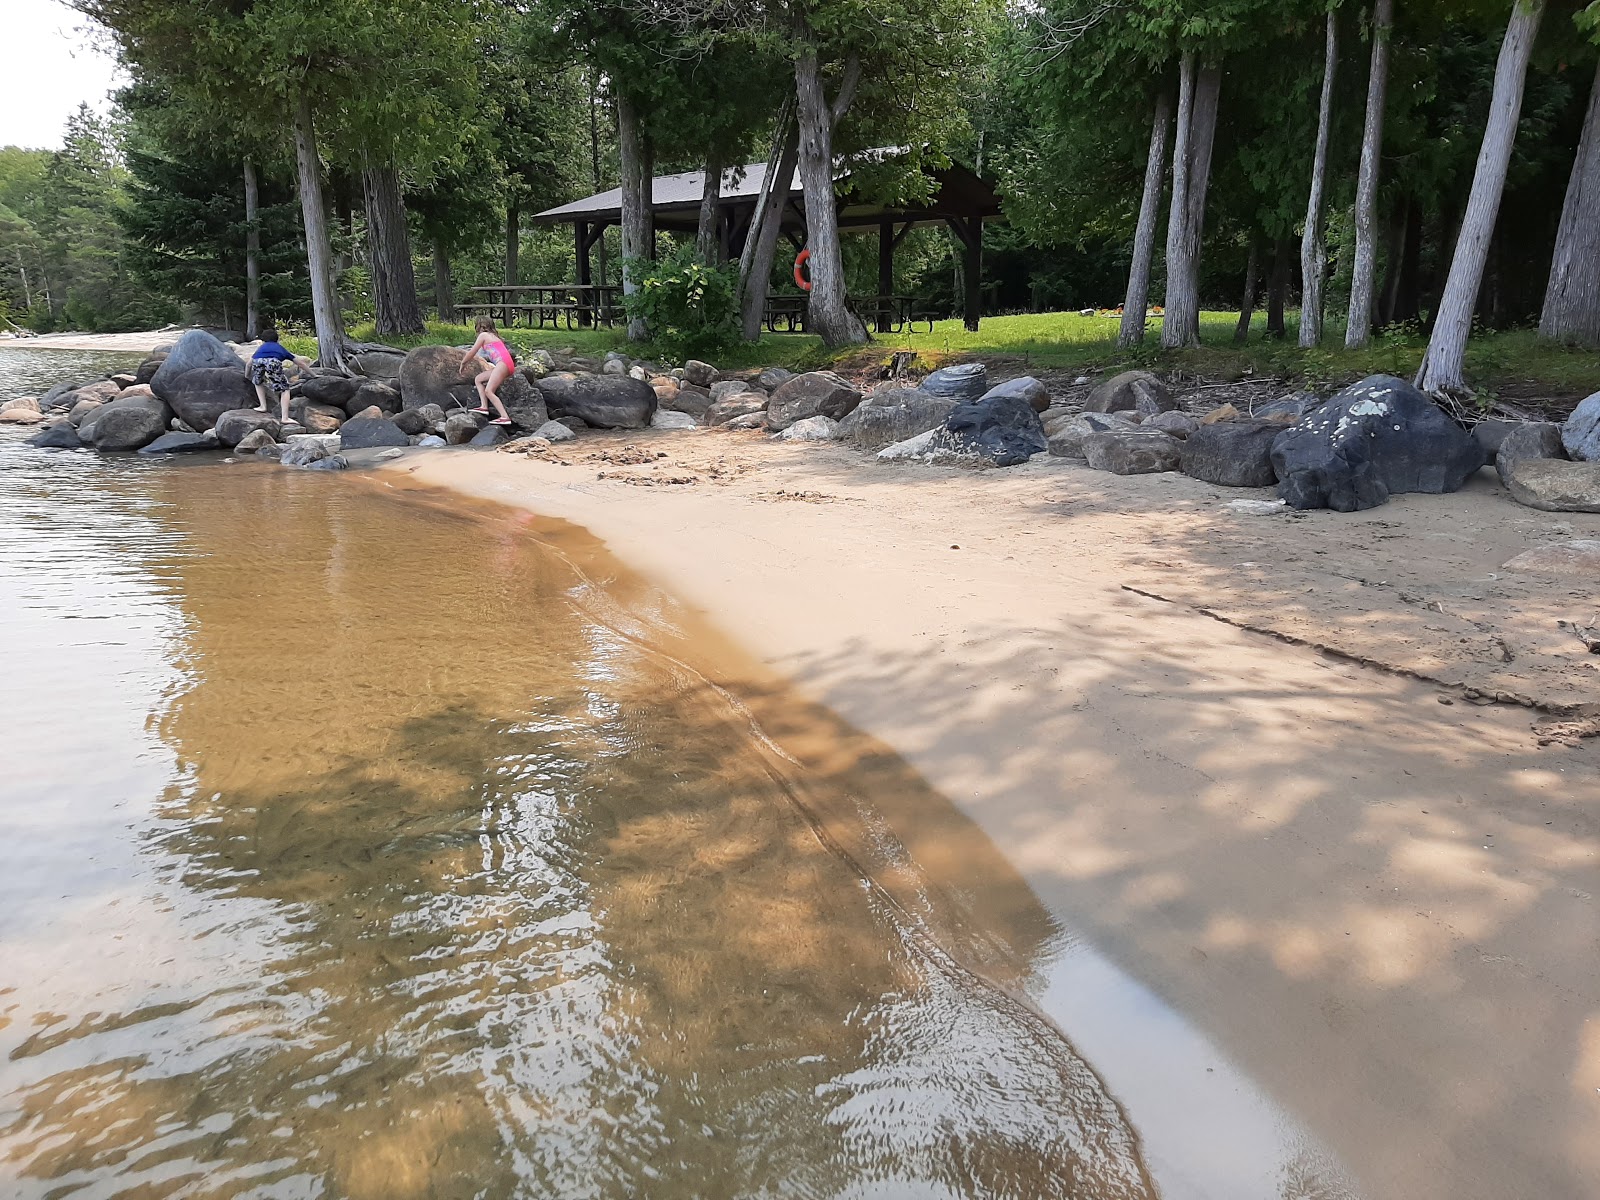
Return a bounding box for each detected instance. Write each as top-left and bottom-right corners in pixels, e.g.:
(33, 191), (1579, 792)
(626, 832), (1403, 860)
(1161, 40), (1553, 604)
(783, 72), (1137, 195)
(288, 312), (1600, 405)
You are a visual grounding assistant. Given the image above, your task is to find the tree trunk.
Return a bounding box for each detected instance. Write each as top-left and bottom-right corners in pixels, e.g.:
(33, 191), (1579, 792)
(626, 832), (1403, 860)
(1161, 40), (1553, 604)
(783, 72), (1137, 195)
(504, 201), (519, 288)
(1162, 53), (1196, 346)
(1267, 236), (1292, 338)
(1236, 235), (1261, 343)
(1347, 0), (1394, 348)
(361, 159), (425, 336)
(794, 46), (868, 347)
(1300, 9), (1339, 347)
(1120, 88), (1173, 348)
(740, 117), (800, 342)
(433, 242), (454, 323)
(243, 157), (260, 340)
(618, 92), (653, 342)
(290, 94), (347, 370)
(1540, 59), (1600, 346)
(696, 152), (723, 265)
(1163, 59), (1222, 349)
(1416, 0), (1546, 393)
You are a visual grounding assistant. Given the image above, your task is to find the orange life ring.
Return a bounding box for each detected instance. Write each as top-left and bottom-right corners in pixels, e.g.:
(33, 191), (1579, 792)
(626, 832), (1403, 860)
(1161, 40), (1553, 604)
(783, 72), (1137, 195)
(793, 248), (812, 291)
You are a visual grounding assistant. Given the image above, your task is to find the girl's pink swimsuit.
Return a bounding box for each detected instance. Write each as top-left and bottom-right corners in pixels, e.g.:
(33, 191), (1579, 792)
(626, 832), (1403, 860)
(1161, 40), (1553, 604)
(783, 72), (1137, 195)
(485, 338), (512, 368)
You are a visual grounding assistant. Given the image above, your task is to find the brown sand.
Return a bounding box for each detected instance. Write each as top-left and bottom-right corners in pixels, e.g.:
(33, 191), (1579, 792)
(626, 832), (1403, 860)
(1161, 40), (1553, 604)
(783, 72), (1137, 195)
(390, 432), (1600, 1200)
(0, 330), (179, 353)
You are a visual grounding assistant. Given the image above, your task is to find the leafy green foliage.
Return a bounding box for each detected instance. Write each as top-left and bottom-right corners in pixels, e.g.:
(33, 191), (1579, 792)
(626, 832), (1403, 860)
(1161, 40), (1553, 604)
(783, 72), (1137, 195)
(621, 246), (741, 359)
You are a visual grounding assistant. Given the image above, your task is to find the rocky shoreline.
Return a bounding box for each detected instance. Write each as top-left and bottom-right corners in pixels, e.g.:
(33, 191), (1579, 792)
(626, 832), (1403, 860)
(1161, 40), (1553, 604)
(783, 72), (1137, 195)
(4, 327), (1599, 516)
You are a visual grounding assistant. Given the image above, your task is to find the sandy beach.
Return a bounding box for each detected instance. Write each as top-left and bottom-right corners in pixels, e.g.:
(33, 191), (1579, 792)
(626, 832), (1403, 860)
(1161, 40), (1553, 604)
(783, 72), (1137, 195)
(0, 330), (179, 354)
(389, 432), (1600, 1200)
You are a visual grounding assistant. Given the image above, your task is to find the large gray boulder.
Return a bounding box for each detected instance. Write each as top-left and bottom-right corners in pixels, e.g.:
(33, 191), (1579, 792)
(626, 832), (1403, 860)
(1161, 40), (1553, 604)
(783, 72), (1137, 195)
(214, 408), (281, 448)
(921, 363), (988, 403)
(86, 395), (172, 451)
(299, 374), (365, 411)
(1561, 391), (1600, 461)
(293, 400), (346, 433)
(1181, 420), (1283, 488)
(149, 329), (243, 401)
(162, 367), (258, 433)
(399, 344), (478, 411)
(339, 416), (410, 449)
(1270, 375), (1484, 512)
(657, 384), (714, 419)
(836, 389), (957, 450)
(354, 350), (406, 380)
(704, 392), (769, 427)
(537, 372), (655, 429)
(28, 423), (84, 449)
(981, 376), (1050, 413)
(347, 380), (401, 416)
(64, 380), (120, 409)
(1496, 423), (1567, 486)
(1046, 412), (1140, 459)
(767, 371), (864, 431)
(1084, 370), (1175, 416)
(945, 390), (1048, 466)
(444, 412), (485, 444)
(1503, 459), (1600, 513)
(469, 423), (511, 447)
(39, 381), (87, 410)
(134, 355), (167, 385)
(1083, 430), (1182, 475)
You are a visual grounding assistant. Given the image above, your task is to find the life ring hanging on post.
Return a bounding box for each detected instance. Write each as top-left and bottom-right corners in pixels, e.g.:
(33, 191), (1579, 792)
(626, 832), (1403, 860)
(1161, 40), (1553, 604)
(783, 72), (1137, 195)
(793, 248), (812, 291)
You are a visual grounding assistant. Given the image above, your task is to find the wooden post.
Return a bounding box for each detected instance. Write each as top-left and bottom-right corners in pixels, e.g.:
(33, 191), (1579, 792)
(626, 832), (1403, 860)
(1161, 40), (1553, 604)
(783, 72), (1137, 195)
(575, 220), (592, 327)
(877, 219), (894, 333)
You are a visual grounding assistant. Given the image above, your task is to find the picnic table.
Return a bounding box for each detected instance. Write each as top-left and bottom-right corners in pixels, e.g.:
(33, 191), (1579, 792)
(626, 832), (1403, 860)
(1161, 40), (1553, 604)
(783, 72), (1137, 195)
(459, 284), (622, 329)
(762, 294), (933, 335)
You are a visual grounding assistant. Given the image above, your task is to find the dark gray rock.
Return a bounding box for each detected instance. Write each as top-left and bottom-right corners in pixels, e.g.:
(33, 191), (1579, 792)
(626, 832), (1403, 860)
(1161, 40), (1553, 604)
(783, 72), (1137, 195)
(537, 372), (656, 429)
(399, 344), (477, 411)
(393, 408), (431, 436)
(234, 429), (278, 453)
(658, 384), (714, 419)
(39, 381), (86, 409)
(354, 350), (406, 380)
(555, 416), (590, 433)
(757, 366), (795, 392)
(1146, 410), (1201, 439)
(138, 431), (219, 455)
(1496, 423), (1567, 486)
(704, 392), (769, 427)
(767, 371), (864, 431)
(1084, 370), (1175, 416)
(67, 397), (105, 427)
(1471, 418), (1521, 457)
(302, 455), (349, 471)
(299, 374), (365, 410)
(28, 423), (84, 449)
(134, 356), (167, 385)
(415, 434), (447, 448)
(684, 359), (717, 387)
(163, 366), (257, 433)
(1083, 430), (1182, 475)
(922, 363), (989, 403)
(981, 376), (1050, 413)
(444, 412), (485, 444)
(1181, 421), (1283, 488)
(1270, 375), (1485, 512)
(213, 408), (281, 448)
(1253, 392), (1322, 423)
(87, 396), (171, 450)
(66, 380), (120, 409)
(1503, 459), (1600, 512)
(1561, 391), (1600, 461)
(348, 380), (401, 416)
(280, 441), (330, 467)
(945, 390), (1048, 466)
(1046, 412), (1140, 458)
(339, 416), (410, 449)
(149, 329), (242, 400)
(469, 424), (510, 447)
(836, 390), (957, 450)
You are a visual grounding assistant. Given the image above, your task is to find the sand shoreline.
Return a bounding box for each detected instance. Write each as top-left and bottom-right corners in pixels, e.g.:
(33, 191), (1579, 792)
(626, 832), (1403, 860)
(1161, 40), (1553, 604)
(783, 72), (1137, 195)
(0, 330), (181, 354)
(386, 434), (1599, 1200)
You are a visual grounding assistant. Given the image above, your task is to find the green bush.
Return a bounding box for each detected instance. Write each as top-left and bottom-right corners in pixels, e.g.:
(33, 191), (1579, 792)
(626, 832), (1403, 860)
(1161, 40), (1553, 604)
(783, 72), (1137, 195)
(621, 247), (740, 362)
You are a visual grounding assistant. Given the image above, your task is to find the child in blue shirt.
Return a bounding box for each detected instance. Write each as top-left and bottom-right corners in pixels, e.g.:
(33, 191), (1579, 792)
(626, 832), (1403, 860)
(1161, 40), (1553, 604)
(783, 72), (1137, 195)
(249, 327), (297, 424)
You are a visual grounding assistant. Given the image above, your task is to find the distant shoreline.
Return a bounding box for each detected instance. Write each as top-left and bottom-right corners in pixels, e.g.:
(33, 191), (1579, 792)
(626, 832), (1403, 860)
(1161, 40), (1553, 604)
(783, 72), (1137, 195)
(0, 331), (177, 354)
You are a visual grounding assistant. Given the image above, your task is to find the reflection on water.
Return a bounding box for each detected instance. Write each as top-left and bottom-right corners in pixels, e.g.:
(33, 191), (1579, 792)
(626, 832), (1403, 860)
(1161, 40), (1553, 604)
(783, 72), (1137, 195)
(0, 439), (1157, 1199)
(0, 347), (146, 402)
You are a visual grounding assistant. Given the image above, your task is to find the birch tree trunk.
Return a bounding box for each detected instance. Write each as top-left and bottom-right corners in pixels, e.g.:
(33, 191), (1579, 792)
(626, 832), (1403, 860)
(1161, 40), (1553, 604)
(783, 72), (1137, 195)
(1120, 89), (1173, 349)
(291, 94), (347, 371)
(794, 46), (867, 347)
(1540, 60), (1600, 346)
(362, 159), (425, 336)
(696, 152), (722, 265)
(1416, 0), (1546, 393)
(1300, 10), (1339, 348)
(1163, 60), (1221, 349)
(617, 93), (653, 342)
(1161, 53), (1196, 349)
(1236, 236), (1260, 343)
(1347, 0), (1394, 348)
(433, 243), (454, 323)
(740, 119), (800, 342)
(243, 158), (260, 340)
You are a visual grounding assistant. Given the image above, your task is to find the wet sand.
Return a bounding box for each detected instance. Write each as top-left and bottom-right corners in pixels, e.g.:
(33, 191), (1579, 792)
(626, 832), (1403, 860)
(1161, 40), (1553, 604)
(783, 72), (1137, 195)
(396, 435), (1600, 1200)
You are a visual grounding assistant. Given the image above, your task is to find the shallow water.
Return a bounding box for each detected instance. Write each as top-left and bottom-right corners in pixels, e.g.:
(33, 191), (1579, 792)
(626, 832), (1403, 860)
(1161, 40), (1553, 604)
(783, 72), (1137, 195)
(0, 346), (146, 402)
(0, 433), (1168, 1199)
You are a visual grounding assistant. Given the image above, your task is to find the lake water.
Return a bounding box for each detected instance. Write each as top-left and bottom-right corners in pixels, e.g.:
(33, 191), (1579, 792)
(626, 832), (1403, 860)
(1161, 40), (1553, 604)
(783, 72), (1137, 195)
(0, 347), (1166, 1199)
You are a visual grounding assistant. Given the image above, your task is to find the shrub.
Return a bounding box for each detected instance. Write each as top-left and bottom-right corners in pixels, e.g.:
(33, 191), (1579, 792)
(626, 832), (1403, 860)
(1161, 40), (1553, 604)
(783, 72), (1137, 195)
(621, 247), (740, 361)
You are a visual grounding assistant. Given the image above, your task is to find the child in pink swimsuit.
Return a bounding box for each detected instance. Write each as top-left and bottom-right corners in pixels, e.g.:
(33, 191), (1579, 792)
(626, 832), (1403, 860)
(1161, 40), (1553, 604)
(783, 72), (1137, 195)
(461, 317), (514, 425)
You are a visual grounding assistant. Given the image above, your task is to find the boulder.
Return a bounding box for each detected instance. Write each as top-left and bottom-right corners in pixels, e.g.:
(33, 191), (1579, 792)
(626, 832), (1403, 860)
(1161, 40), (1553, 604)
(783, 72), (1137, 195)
(134, 356), (167, 385)
(149, 329), (243, 400)
(213, 408), (281, 448)
(710, 380), (749, 401)
(660, 385), (714, 419)
(1561, 391), (1600, 461)
(234, 429), (278, 453)
(293, 373), (360, 410)
(1270, 375), (1485, 512)
(556, 415), (590, 433)
(777, 415), (839, 442)
(1495, 423), (1567, 486)
(1084, 370), (1175, 416)
(651, 409), (699, 431)
(757, 366), (795, 392)
(767, 371), (863, 431)
(302, 455), (349, 472)
(68, 380), (121, 408)
(108, 373), (137, 389)
(86, 395), (171, 451)
(294, 401), (346, 433)
(981, 376), (1050, 413)
(0, 407), (44, 424)
(354, 350), (406, 380)
(535, 420), (575, 442)
(469, 424), (510, 447)
(836, 390), (957, 450)
(1181, 420), (1283, 488)
(339, 416), (410, 449)
(1146, 410), (1201, 439)
(537, 372), (656, 429)
(601, 358), (627, 376)
(684, 359), (717, 387)
(347, 380), (401, 416)
(876, 428), (969, 463)
(393, 408), (431, 436)
(725, 412), (768, 431)
(280, 440), (331, 468)
(1503, 459), (1600, 513)
(39, 382), (86, 410)
(945, 390), (1048, 466)
(163, 366), (258, 433)
(704, 392), (769, 426)
(1083, 430), (1183, 475)
(416, 434), (447, 449)
(114, 384), (157, 402)
(414, 403), (446, 427)
(444, 412), (485, 445)
(348, 405), (385, 422)
(138, 431), (218, 455)
(1046, 412), (1140, 459)
(28, 424), (84, 449)
(399, 344), (478, 410)
(1253, 392), (1322, 423)
(921, 363), (988, 403)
